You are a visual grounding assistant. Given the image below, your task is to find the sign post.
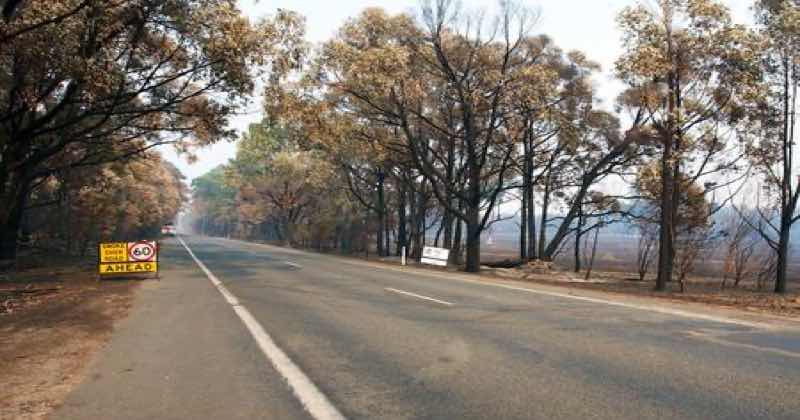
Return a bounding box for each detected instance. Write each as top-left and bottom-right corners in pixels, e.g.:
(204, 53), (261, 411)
(99, 240), (158, 278)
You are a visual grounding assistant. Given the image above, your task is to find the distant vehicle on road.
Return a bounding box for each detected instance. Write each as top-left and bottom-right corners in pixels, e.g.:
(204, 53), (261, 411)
(161, 224), (177, 236)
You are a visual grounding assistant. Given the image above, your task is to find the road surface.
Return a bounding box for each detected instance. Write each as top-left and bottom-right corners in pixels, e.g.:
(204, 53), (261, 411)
(55, 236), (800, 419)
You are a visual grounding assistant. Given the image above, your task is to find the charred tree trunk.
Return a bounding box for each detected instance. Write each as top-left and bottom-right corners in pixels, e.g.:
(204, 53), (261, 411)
(656, 130), (676, 291)
(656, 55), (681, 292)
(528, 184), (537, 261)
(0, 176), (31, 260)
(776, 58), (795, 294)
(525, 132), (537, 261)
(520, 183), (528, 261)
(397, 183), (408, 256)
(452, 215), (463, 265)
(465, 204), (481, 272)
(443, 139), (456, 251)
(376, 171), (386, 257)
(410, 184), (427, 259)
(538, 175), (551, 260)
(584, 224), (600, 281)
(464, 135), (482, 273)
(574, 205), (583, 273)
(776, 228), (790, 294)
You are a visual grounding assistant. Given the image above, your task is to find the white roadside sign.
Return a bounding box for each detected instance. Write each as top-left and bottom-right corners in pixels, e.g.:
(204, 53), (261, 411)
(421, 246), (450, 267)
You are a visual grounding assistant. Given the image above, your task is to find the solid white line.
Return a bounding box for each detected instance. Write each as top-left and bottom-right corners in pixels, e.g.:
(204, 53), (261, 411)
(380, 266), (770, 329)
(385, 288), (455, 307)
(465, 282), (771, 329)
(686, 330), (800, 358)
(177, 236), (346, 420)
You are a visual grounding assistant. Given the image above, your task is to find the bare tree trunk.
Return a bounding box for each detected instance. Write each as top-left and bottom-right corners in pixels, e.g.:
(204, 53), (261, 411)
(434, 217), (445, 247)
(528, 185), (536, 261)
(656, 18), (682, 292)
(0, 181), (30, 260)
(376, 171), (386, 257)
(452, 217), (463, 265)
(656, 72), (678, 291)
(584, 225), (600, 281)
(411, 185), (427, 259)
(538, 176), (551, 260)
(574, 205), (583, 273)
(775, 58), (794, 294)
(521, 136), (532, 262)
(520, 184), (528, 261)
(464, 124), (482, 272)
(656, 149), (676, 291)
(397, 184), (407, 256)
(384, 208), (391, 256)
(776, 228), (790, 293)
(443, 139), (456, 251)
(465, 205), (481, 272)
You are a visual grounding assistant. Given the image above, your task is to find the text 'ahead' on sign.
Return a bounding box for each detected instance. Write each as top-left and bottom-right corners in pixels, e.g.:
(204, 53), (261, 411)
(99, 241), (158, 276)
(421, 246), (450, 267)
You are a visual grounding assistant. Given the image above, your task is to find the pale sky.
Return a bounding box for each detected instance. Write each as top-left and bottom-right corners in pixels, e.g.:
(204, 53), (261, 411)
(163, 0), (754, 182)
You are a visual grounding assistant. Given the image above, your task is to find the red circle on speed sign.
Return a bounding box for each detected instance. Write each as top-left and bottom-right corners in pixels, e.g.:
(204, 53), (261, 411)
(129, 241), (156, 262)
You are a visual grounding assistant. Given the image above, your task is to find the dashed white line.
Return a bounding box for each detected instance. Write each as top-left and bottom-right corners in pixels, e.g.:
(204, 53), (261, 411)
(354, 262), (772, 329)
(201, 236), (778, 329)
(178, 236), (346, 420)
(385, 288), (455, 307)
(285, 261), (302, 269)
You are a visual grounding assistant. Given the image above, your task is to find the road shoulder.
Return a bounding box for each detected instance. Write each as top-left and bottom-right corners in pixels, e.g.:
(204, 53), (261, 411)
(50, 240), (309, 420)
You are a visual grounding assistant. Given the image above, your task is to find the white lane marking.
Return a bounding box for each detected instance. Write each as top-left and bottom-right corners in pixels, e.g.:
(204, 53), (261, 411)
(384, 288), (455, 307)
(203, 236), (778, 330)
(379, 267), (771, 329)
(177, 236), (346, 420)
(285, 261), (302, 269)
(686, 330), (800, 359)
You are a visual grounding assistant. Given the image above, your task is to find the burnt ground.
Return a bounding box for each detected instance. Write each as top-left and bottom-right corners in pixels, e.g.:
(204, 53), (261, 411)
(0, 255), (140, 420)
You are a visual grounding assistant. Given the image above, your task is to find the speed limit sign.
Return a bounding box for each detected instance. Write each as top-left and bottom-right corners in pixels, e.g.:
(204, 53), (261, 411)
(128, 241), (157, 262)
(99, 240), (159, 276)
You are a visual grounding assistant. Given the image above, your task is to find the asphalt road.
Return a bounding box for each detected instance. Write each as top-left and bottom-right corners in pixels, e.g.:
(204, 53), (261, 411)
(55, 236), (800, 419)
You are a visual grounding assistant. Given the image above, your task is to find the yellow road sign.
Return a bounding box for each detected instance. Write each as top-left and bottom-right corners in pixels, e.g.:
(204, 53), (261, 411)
(98, 241), (159, 275)
(99, 262), (158, 274)
(99, 242), (127, 263)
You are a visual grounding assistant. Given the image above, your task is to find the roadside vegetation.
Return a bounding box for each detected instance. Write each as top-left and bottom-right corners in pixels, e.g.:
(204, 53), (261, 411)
(0, 0), (304, 262)
(1, 2), (301, 417)
(190, 0), (799, 295)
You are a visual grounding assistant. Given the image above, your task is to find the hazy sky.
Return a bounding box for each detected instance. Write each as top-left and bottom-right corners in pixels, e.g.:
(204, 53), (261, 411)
(164, 0), (754, 181)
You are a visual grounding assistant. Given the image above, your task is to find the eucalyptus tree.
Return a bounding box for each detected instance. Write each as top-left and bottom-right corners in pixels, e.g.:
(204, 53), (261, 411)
(743, 0), (800, 293)
(616, 0), (763, 290)
(0, 0), (305, 259)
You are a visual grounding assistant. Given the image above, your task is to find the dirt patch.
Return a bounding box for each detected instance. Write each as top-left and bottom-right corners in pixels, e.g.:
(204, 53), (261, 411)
(0, 260), (140, 420)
